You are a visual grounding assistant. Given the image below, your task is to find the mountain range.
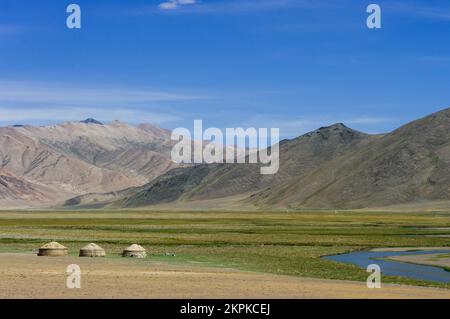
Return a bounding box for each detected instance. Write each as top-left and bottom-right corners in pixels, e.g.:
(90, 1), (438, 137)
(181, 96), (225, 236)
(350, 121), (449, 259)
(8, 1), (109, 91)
(1, 108), (449, 210)
(0, 120), (177, 208)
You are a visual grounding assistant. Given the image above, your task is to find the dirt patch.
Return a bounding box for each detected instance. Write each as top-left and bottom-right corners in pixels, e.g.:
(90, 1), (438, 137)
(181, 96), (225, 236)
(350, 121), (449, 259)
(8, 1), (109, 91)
(0, 253), (449, 299)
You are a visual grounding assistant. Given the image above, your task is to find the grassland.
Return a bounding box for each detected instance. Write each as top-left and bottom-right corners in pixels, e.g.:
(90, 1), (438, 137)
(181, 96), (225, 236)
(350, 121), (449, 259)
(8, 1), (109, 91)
(0, 210), (450, 288)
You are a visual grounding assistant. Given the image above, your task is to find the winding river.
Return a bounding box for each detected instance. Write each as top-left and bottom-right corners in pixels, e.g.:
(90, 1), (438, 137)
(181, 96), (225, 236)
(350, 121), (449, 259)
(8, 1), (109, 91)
(324, 249), (450, 283)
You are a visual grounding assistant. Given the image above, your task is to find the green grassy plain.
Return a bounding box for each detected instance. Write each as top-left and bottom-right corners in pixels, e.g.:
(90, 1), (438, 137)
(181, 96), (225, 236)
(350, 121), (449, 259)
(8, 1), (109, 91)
(0, 210), (450, 288)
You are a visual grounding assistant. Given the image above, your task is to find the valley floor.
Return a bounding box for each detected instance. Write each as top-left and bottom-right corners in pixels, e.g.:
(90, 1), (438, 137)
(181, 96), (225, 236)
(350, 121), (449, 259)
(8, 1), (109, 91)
(1, 253), (449, 299)
(1, 210), (450, 298)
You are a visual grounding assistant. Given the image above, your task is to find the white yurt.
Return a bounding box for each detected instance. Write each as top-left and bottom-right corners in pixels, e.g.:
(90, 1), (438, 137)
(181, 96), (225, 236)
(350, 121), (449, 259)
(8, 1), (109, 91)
(79, 243), (106, 257)
(122, 244), (146, 258)
(37, 241), (68, 257)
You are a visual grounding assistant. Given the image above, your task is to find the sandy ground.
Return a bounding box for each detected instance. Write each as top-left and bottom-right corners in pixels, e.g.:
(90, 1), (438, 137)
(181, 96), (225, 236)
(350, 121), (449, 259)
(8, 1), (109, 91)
(0, 253), (449, 299)
(388, 253), (450, 269)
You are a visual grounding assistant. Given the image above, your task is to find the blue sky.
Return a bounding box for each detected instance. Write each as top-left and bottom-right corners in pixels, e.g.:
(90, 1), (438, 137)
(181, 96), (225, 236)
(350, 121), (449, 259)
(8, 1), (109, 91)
(1, 0), (450, 138)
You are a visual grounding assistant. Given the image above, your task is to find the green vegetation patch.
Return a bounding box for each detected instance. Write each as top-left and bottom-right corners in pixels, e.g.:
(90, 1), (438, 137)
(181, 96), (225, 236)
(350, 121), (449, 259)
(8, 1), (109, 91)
(0, 210), (449, 288)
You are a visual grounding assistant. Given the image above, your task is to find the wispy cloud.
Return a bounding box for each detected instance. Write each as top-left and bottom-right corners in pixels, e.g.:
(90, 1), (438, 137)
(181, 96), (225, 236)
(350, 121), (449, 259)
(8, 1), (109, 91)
(152, 0), (334, 15)
(0, 80), (205, 107)
(0, 105), (180, 125)
(159, 0), (197, 11)
(0, 80), (206, 125)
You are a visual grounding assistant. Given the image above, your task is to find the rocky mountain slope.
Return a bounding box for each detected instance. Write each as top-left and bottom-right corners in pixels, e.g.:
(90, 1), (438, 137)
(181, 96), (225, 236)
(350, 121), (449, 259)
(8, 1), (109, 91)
(114, 123), (376, 207)
(3, 108), (449, 210)
(257, 107), (450, 209)
(65, 108), (450, 210)
(0, 119), (177, 207)
(0, 168), (58, 207)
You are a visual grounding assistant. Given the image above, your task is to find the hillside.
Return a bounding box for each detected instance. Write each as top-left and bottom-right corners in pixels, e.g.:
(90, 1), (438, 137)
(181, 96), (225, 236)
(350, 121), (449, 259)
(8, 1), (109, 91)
(0, 119), (178, 207)
(65, 108), (450, 210)
(66, 122), (377, 208)
(114, 123), (375, 207)
(2, 108), (448, 210)
(255, 107), (450, 209)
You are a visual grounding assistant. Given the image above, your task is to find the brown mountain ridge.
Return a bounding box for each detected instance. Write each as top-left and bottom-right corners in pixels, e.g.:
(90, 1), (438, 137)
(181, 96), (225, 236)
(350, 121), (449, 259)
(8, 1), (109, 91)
(64, 108), (450, 210)
(0, 119), (178, 207)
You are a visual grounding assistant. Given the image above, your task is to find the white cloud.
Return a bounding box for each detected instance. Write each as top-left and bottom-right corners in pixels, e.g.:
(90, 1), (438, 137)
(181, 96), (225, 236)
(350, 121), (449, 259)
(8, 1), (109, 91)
(0, 80), (206, 126)
(0, 80), (204, 106)
(159, 0), (197, 11)
(0, 106), (180, 126)
(155, 0), (332, 14)
(159, 1), (178, 10)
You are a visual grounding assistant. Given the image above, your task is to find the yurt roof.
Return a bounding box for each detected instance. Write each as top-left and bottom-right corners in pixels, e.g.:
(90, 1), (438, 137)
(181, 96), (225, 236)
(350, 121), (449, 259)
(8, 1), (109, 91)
(40, 241), (67, 249)
(124, 244), (145, 251)
(80, 243), (104, 250)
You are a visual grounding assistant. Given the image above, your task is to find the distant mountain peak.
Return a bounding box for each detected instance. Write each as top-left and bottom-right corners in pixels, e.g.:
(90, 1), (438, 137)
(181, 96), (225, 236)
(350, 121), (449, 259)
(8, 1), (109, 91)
(300, 123), (367, 141)
(318, 123), (349, 131)
(80, 118), (103, 125)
